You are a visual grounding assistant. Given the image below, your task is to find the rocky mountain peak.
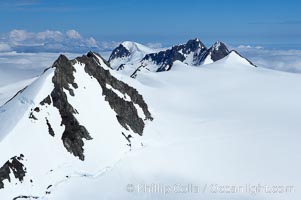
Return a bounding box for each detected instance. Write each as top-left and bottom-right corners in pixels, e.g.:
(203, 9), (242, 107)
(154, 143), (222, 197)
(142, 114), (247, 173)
(141, 38), (208, 72)
(108, 44), (131, 62)
(207, 41), (230, 62)
(182, 38), (206, 53)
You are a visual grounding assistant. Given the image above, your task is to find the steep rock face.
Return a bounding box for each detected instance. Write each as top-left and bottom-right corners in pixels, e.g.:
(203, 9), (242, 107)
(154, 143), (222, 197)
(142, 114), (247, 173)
(79, 52), (153, 134)
(209, 41), (229, 62)
(143, 48), (185, 72)
(108, 44), (131, 62)
(0, 155), (26, 189)
(29, 52), (153, 161)
(50, 55), (92, 161)
(142, 38), (207, 72)
(201, 41), (230, 64)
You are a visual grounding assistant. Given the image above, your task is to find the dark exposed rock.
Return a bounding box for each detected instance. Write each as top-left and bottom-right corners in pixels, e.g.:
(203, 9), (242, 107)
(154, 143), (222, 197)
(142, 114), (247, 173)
(0, 155), (27, 189)
(29, 112), (37, 120)
(87, 51), (112, 69)
(51, 55), (78, 97)
(40, 95), (52, 106)
(50, 55), (92, 161)
(122, 132), (132, 143)
(13, 196), (38, 200)
(9, 157), (26, 182)
(78, 52), (153, 135)
(116, 64), (125, 71)
(205, 41), (230, 62)
(33, 107), (40, 112)
(128, 39), (233, 76)
(108, 44), (131, 62)
(142, 38), (207, 72)
(130, 66), (142, 78)
(144, 48), (185, 72)
(46, 118), (55, 137)
(0, 162), (10, 189)
(38, 52), (152, 160)
(42, 67), (51, 74)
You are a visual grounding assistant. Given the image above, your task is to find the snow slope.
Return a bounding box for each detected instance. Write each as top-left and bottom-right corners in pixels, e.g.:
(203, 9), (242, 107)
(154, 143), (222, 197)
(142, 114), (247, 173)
(51, 51), (301, 200)
(0, 78), (36, 106)
(0, 51), (300, 200)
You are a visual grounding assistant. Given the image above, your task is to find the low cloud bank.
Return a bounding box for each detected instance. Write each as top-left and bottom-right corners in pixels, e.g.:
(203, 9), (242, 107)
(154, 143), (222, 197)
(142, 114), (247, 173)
(233, 45), (301, 73)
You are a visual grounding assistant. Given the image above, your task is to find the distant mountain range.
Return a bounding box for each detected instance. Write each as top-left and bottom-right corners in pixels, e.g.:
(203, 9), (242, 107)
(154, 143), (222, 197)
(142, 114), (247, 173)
(108, 38), (255, 78)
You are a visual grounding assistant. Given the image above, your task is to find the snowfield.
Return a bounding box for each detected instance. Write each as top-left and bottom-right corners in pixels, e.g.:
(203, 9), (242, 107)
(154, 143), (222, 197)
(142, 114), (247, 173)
(0, 51), (300, 200)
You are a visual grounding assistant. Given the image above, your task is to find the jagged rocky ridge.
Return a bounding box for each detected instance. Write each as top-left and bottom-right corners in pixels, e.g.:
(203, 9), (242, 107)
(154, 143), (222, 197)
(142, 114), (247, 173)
(203, 41), (230, 63)
(37, 52), (153, 161)
(4, 52), (152, 161)
(49, 54), (93, 161)
(142, 38), (208, 71)
(0, 51), (153, 192)
(108, 38), (234, 76)
(108, 44), (131, 63)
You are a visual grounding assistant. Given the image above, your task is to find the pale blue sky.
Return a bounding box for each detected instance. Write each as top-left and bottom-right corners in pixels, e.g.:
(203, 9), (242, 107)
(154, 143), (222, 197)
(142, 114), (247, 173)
(1, 0), (300, 48)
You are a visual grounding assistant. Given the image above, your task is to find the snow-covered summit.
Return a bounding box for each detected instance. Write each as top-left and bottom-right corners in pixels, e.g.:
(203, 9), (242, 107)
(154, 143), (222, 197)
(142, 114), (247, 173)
(121, 41), (154, 54)
(223, 50), (257, 67)
(109, 39), (238, 78)
(200, 41), (230, 65)
(128, 39), (235, 77)
(141, 38), (208, 72)
(108, 41), (155, 70)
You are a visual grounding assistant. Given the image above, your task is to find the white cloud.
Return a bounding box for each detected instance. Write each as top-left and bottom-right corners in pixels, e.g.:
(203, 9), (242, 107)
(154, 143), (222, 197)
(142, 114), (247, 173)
(36, 30), (63, 41)
(0, 43), (11, 52)
(66, 29), (81, 39)
(86, 37), (98, 47)
(237, 45), (264, 49)
(9, 29), (32, 42)
(233, 45), (301, 73)
(146, 42), (163, 49)
(0, 29), (101, 53)
(0, 52), (80, 86)
(99, 41), (120, 50)
(2, 31), (301, 75)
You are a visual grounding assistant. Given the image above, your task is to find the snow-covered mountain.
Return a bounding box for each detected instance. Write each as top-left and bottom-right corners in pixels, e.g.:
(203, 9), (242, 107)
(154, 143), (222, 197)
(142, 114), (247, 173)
(108, 38), (238, 78)
(108, 41), (156, 70)
(0, 52), (153, 199)
(140, 38), (208, 72)
(0, 42), (301, 200)
(201, 41), (230, 64)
